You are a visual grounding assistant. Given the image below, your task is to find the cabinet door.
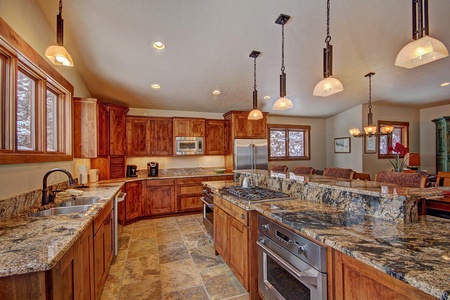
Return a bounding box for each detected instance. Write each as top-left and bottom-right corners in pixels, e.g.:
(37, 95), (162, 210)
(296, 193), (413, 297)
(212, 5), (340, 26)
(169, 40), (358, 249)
(205, 119), (228, 155)
(125, 181), (143, 221)
(146, 185), (175, 215)
(97, 102), (109, 156)
(150, 118), (173, 156)
(77, 223), (95, 300)
(126, 117), (150, 156)
(228, 218), (248, 288)
(191, 119), (205, 136)
(214, 206), (229, 261)
(177, 183), (203, 212)
(94, 211), (113, 299)
(173, 118), (190, 137)
(73, 98), (99, 158)
(231, 111), (267, 139)
(108, 106), (127, 155)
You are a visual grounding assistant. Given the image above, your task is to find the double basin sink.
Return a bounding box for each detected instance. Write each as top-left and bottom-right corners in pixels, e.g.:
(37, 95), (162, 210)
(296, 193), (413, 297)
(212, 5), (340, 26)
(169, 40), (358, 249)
(31, 196), (101, 217)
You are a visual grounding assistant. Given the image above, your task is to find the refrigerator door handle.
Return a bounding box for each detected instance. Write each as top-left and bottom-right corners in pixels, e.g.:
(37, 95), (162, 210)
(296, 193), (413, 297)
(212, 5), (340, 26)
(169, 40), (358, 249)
(251, 144), (256, 169)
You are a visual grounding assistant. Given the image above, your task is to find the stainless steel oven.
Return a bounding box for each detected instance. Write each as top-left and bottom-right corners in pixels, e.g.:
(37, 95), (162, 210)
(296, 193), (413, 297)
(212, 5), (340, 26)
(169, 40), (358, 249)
(257, 215), (327, 300)
(201, 184), (214, 237)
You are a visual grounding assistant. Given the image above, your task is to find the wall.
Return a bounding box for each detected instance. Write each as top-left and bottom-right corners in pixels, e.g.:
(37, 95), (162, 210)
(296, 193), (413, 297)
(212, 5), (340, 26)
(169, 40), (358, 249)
(362, 105), (420, 178)
(267, 115), (327, 172)
(0, 0), (90, 199)
(420, 104), (450, 174)
(326, 105), (363, 172)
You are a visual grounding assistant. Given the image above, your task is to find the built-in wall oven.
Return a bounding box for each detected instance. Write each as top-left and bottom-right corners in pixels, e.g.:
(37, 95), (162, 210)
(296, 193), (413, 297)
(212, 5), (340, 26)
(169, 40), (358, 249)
(201, 184), (214, 237)
(257, 215), (327, 300)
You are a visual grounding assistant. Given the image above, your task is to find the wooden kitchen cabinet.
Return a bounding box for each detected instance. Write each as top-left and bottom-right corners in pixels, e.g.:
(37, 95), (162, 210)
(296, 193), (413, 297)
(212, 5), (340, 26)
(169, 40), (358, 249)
(73, 98), (109, 158)
(126, 116), (150, 156)
(104, 103), (128, 156)
(173, 117), (205, 137)
(93, 201), (114, 299)
(176, 178), (203, 212)
(149, 117), (173, 156)
(223, 110), (268, 139)
(213, 195), (249, 289)
(145, 179), (176, 215)
(205, 119), (230, 155)
(125, 181), (143, 222)
(332, 249), (435, 300)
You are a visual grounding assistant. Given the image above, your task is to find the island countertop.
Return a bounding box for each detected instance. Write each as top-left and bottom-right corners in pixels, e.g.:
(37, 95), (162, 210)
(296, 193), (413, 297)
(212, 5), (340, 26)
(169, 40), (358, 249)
(205, 180), (450, 299)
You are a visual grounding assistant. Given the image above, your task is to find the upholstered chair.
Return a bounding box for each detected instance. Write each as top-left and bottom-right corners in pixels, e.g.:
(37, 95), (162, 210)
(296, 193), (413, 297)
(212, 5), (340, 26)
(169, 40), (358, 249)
(271, 165), (288, 172)
(292, 166), (315, 175)
(323, 168), (354, 179)
(374, 171), (427, 188)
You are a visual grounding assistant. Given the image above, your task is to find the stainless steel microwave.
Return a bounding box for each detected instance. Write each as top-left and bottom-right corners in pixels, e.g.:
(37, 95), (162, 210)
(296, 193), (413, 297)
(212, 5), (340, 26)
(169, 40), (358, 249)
(175, 137), (204, 155)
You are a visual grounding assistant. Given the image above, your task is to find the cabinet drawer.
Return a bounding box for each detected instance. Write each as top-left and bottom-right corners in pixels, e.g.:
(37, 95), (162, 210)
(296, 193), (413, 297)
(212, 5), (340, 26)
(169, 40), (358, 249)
(93, 200), (113, 235)
(176, 177), (203, 184)
(207, 175), (233, 181)
(179, 185), (203, 195)
(146, 179), (175, 187)
(214, 195), (248, 226)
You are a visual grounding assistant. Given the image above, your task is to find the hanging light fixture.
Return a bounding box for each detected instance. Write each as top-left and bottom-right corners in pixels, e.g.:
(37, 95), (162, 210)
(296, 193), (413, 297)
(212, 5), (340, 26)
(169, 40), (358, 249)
(273, 14), (293, 111)
(45, 0), (74, 67)
(395, 0), (448, 69)
(248, 50), (263, 120)
(349, 73), (394, 137)
(313, 0), (343, 97)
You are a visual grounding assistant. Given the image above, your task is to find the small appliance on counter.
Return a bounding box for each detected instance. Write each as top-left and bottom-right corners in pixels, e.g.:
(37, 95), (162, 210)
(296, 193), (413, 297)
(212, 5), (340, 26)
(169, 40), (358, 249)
(89, 169), (99, 182)
(126, 165), (138, 177)
(77, 165), (88, 186)
(148, 162), (159, 177)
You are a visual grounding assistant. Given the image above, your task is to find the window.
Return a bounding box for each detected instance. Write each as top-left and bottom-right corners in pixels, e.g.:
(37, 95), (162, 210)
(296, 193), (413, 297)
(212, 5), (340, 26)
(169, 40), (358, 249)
(378, 120), (409, 158)
(0, 18), (74, 164)
(269, 124), (310, 160)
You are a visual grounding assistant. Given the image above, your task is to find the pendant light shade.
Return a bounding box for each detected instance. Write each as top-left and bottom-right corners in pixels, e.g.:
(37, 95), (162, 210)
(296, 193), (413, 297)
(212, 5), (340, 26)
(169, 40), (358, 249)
(248, 50), (263, 120)
(273, 14), (293, 111)
(313, 0), (343, 97)
(395, 36), (448, 69)
(45, 0), (73, 67)
(395, 0), (448, 69)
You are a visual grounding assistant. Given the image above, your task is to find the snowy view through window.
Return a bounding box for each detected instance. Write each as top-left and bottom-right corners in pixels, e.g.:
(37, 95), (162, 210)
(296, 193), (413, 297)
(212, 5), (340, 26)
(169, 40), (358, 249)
(17, 71), (35, 150)
(46, 90), (57, 151)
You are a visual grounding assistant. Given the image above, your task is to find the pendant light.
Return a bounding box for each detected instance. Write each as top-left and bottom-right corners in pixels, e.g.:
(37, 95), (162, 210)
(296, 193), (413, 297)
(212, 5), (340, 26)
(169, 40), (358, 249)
(248, 50), (263, 120)
(349, 73), (393, 137)
(45, 0), (74, 67)
(395, 0), (448, 69)
(273, 14), (293, 111)
(313, 0), (343, 97)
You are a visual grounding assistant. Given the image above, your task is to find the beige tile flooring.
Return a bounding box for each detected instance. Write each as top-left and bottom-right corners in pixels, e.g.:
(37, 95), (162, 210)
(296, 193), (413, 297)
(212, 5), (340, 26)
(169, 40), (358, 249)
(100, 213), (248, 300)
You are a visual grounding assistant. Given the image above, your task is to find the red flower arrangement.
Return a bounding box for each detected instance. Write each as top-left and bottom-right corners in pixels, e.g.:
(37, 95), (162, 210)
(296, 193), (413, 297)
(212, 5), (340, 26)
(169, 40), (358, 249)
(388, 142), (409, 171)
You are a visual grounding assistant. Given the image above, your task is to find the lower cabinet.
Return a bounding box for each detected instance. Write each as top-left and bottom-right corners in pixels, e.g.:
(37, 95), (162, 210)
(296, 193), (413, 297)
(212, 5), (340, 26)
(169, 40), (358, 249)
(125, 181), (143, 222)
(331, 249), (435, 300)
(213, 195), (249, 290)
(50, 223), (94, 300)
(145, 179), (176, 215)
(176, 178), (203, 212)
(93, 201), (114, 299)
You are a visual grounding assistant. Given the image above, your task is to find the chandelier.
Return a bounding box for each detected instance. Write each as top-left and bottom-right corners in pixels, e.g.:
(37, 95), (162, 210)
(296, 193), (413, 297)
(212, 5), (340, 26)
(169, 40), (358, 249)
(349, 73), (393, 137)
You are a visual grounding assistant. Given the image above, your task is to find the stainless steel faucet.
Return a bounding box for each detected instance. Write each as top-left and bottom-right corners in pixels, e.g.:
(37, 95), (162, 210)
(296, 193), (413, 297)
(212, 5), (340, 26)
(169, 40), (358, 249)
(42, 168), (75, 205)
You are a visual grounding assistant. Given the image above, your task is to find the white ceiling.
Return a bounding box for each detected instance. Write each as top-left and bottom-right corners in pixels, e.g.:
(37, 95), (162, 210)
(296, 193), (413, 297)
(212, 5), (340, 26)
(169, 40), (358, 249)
(36, 0), (450, 118)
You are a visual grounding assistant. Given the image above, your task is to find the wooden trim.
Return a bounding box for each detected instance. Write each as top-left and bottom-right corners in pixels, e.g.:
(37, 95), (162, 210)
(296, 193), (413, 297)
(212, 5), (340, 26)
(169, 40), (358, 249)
(0, 153), (72, 164)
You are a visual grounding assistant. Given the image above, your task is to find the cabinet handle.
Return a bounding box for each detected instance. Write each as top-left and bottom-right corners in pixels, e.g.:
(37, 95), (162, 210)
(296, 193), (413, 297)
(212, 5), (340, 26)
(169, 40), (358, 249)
(241, 213), (245, 220)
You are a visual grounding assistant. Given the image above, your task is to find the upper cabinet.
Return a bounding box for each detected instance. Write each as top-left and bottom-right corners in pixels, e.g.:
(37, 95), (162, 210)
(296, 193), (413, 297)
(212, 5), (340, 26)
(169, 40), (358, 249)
(223, 110), (268, 139)
(205, 119), (230, 155)
(173, 118), (205, 137)
(74, 98), (109, 158)
(104, 103), (129, 156)
(126, 116), (173, 156)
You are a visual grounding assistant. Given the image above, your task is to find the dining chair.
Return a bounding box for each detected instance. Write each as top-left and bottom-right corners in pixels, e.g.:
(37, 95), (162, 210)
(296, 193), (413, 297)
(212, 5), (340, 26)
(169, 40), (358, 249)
(436, 172), (450, 187)
(374, 171), (427, 188)
(292, 166), (315, 175)
(323, 168), (354, 179)
(271, 165), (288, 172)
(353, 172), (371, 181)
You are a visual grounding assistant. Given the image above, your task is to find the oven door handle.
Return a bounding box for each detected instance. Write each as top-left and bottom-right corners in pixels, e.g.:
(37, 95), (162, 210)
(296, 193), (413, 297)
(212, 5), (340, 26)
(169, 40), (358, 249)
(257, 240), (319, 287)
(200, 197), (214, 208)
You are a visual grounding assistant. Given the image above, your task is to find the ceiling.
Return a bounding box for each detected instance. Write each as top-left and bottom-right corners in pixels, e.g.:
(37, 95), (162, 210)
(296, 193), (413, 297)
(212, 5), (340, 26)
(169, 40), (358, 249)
(36, 0), (450, 118)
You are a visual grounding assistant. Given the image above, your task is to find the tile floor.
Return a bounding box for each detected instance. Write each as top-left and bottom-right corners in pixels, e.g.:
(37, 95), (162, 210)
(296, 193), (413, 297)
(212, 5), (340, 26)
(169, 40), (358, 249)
(100, 213), (248, 300)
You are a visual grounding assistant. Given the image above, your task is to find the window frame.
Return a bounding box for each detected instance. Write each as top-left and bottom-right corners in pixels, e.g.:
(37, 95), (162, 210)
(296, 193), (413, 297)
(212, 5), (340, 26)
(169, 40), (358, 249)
(0, 18), (73, 164)
(268, 124), (311, 161)
(377, 120), (409, 159)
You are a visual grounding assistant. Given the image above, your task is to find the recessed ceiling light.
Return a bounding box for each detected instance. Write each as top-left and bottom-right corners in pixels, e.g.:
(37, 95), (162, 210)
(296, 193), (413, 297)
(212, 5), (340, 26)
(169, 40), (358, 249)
(441, 82), (450, 87)
(153, 41), (166, 50)
(212, 90), (221, 95)
(264, 96), (271, 100)
(151, 84), (160, 89)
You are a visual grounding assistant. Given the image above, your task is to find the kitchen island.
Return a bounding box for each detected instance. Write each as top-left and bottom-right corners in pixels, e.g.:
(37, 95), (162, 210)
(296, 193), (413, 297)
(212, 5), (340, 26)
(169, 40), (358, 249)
(206, 171), (450, 299)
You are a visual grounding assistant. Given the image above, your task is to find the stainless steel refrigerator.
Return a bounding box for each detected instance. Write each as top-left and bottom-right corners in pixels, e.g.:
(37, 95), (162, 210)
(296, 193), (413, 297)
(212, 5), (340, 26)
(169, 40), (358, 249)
(234, 139), (268, 170)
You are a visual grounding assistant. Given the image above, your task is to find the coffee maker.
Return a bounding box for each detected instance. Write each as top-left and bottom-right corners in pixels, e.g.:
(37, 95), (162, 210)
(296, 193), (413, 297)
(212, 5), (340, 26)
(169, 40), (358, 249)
(148, 162), (158, 177)
(126, 165), (137, 177)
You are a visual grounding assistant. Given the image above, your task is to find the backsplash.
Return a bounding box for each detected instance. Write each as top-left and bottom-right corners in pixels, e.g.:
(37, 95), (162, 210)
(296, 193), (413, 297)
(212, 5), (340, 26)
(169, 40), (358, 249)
(0, 181), (70, 220)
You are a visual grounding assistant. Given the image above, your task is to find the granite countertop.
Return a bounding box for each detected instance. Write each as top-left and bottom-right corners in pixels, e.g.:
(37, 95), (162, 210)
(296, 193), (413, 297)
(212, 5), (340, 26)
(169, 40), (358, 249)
(204, 180), (450, 299)
(0, 183), (123, 277)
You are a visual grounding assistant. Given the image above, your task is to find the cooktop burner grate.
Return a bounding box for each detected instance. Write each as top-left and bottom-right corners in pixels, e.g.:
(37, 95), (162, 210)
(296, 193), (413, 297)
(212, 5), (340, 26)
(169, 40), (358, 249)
(220, 186), (291, 202)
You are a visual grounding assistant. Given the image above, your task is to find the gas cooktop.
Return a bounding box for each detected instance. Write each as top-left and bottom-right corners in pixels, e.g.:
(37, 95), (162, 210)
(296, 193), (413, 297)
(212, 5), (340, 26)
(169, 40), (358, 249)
(220, 186), (292, 202)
